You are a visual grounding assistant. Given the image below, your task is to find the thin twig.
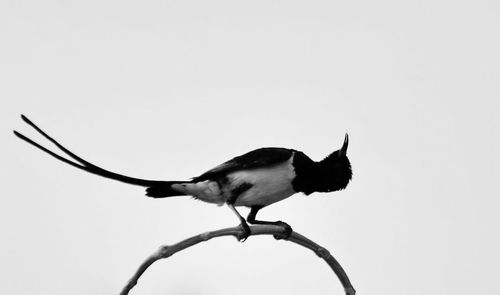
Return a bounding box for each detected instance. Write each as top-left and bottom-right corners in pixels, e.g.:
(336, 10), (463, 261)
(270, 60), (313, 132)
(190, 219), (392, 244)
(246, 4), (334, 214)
(120, 225), (355, 295)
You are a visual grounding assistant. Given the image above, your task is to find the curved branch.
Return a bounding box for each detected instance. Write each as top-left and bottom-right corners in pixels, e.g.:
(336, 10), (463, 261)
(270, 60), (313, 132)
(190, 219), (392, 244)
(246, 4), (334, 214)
(120, 225), (355, 295)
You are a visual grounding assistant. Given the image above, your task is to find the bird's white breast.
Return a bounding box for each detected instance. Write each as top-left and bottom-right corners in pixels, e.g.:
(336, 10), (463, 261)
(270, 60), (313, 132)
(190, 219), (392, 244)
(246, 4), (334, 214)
(231, 153), (297, 207)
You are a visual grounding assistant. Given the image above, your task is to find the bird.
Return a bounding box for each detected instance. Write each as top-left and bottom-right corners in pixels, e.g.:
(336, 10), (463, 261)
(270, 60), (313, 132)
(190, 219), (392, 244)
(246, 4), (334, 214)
(13, 115), (352, 241)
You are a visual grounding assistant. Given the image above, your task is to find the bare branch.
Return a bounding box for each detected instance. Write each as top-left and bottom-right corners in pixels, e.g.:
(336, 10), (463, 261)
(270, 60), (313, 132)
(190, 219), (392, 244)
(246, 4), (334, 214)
(120, 225), (355, 295)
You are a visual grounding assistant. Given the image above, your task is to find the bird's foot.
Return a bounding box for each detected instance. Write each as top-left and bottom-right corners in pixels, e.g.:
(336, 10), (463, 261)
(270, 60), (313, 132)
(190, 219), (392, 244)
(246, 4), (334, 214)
(273, 221), (292, 240)
(237, 222), (251, 242)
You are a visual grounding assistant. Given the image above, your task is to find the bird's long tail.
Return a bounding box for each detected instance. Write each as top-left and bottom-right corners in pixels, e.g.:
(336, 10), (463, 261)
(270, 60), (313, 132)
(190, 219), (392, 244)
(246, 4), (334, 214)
(13, 114), (189, 198)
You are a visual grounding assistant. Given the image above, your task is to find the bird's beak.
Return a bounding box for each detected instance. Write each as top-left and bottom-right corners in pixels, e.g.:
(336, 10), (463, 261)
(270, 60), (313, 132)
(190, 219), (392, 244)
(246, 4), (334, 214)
(339, 133), (348, 156)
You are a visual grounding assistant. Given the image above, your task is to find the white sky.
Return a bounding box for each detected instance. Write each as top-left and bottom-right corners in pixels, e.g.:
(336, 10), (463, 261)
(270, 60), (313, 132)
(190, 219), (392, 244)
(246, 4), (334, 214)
(1, 1), (499, 294)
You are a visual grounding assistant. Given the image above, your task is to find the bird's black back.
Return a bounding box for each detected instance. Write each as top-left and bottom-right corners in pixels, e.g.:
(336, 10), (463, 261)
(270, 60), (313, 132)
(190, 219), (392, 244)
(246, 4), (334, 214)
(193, 147), (294, 182)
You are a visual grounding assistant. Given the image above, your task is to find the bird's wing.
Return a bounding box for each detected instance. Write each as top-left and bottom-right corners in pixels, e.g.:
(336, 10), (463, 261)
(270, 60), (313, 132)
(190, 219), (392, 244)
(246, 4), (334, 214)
(193, 147), (294, 181)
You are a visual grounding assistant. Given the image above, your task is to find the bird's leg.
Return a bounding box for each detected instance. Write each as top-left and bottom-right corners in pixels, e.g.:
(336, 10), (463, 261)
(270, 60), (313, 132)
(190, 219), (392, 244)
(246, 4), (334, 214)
(227, 204), (251, 242)
(247, 206), (293, 240)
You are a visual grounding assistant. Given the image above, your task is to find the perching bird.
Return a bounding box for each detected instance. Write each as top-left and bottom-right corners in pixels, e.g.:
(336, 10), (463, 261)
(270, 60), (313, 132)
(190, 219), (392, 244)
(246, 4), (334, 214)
(14, 115), (352, 241)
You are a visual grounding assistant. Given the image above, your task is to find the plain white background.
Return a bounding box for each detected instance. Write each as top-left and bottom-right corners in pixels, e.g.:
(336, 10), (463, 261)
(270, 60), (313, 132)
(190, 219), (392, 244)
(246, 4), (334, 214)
(1, 1), (499, 294)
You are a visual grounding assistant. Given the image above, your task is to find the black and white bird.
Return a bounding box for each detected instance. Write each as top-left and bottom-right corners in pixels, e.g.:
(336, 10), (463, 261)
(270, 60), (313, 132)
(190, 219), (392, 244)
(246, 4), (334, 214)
(14, 115), (352, 240)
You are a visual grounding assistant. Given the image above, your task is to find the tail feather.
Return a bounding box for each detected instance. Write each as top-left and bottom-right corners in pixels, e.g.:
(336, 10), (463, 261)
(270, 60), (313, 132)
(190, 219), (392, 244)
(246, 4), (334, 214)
(14, 115), (188, 199)
(146, 181), (190, 198)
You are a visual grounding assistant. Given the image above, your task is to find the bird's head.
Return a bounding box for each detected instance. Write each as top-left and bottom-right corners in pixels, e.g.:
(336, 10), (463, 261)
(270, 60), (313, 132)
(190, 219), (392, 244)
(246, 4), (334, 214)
(315, 134), (352, 192)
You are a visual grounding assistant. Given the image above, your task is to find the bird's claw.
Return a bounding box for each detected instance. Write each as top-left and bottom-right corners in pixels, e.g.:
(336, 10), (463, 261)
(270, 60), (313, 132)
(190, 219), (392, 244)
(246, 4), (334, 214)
(273, 221), (292, 240)
(237, 222), (251, 242)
